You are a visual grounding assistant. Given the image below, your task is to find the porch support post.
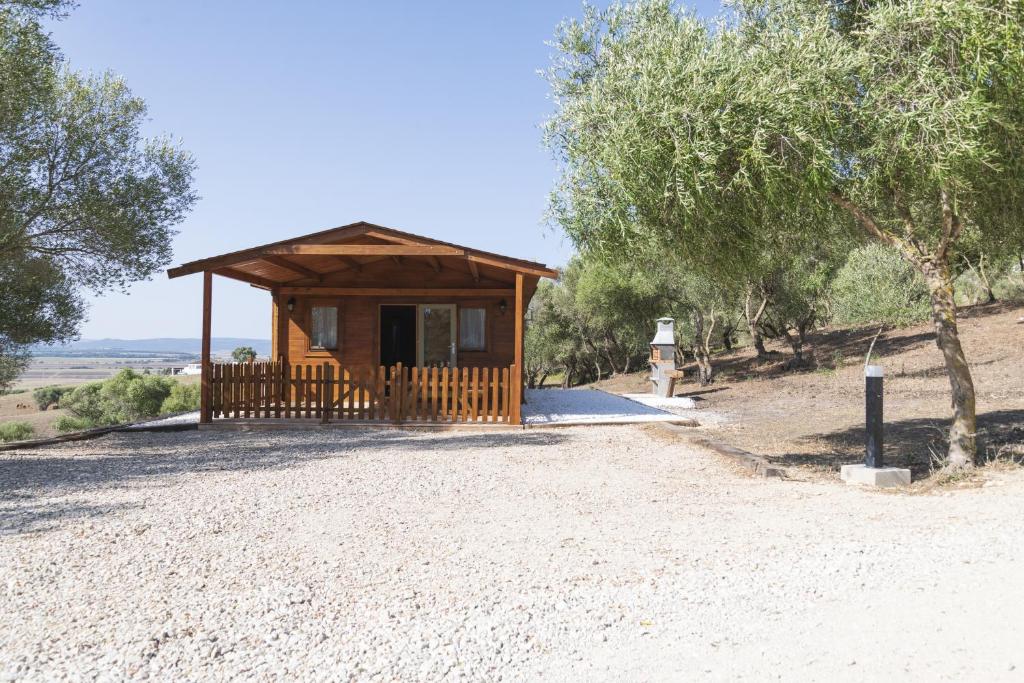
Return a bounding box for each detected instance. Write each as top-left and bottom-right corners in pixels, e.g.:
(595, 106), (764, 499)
(513, 271), (524, 424)
(200, 270), (213, 424)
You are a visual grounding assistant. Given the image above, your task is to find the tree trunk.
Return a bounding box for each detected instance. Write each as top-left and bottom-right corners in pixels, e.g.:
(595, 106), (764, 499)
(744, 284), (770, 359)
(978, 255), (996, 303)
(692, 310), (714, 386)
(921, 259), (978, 469)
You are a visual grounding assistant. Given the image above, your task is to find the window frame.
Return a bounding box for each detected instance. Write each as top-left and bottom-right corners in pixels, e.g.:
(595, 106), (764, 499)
(307, 302), (340, 354)
(457, 305), (488, 352)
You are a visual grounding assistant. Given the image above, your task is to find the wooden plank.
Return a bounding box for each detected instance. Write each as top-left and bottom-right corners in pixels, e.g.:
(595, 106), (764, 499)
(200, 272), (212, 423)
(283, 363), (291, 418)
(420, 367), (429, 422)
(278, 287), (515, 297)
(213, 267), (279, 290)
(470, 367), (480, 422)
(502, 367), (511, 423)
(321, 364), (331, 424)
(513, 272), (524, 425)
(480, 368), (489, 423)
(467, 259), (480, 283)
(409, 367), (419, 422)
(436, 368), (444, 421)
(315, 364), (323, 419)
(461, 367), (470, 423)
(364, 367), (373, 420)
(273, 362), (281, 418)
(261, 255), (323, 281)
(266, 244), (464, 256)
(452, 368), (460, 421)
(465, 254), (558, 279)
(490, 367), (500, 423)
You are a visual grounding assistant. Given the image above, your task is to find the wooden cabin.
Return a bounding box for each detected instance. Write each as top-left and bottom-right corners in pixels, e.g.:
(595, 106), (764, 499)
(167, 221), (558, 426)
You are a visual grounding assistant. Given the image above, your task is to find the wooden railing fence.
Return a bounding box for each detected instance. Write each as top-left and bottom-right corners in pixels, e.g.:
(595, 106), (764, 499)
(207, 362), (520, 425)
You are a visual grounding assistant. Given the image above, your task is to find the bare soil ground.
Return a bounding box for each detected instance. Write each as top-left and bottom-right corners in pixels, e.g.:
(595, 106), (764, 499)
(594, 301), (1024, 483)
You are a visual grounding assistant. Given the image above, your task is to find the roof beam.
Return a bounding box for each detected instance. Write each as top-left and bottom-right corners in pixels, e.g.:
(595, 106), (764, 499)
(279, 287), (515, 297)
(214, 268), (278, 290)
(467, 259), (480, 283)
(334, 256), (362, 272)
(265, 244), (464, 256)
(260, 255), (323, 282)
(425, 256), (442, 273)
(465, 254), (556, 279)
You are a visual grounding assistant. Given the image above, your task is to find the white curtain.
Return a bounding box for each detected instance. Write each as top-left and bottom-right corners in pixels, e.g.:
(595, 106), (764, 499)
(311, 306), (338, 349)
(459, 308), (485, 351)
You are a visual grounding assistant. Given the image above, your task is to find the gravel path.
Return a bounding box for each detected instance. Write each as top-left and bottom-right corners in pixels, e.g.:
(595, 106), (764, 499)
(523, 388), (696, 425)
(1, 426), (1022, 681)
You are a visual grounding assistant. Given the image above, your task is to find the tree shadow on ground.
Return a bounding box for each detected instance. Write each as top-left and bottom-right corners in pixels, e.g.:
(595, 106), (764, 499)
(0, 429), (570, 503)
(0, 499), (143, 536)
(770, 409), (1024, 479)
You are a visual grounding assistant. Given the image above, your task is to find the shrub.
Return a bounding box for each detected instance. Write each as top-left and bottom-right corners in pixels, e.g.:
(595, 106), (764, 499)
(160, 382), (200, 413)
(0, 421), (35, 442)
(57, 369), (175, 430)
(54, 415), (94, 433)
(830, 244), (931, 327)
(33, 385), (72, 410)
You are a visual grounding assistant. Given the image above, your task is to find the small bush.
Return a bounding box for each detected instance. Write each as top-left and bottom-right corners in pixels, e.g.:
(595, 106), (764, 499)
(0, 421), (35, 442)
(160, 382), (200, 413)
(33, 385), (72, 410)
(54, 415), (94, 433)
(830, 244), (931, 327)
(57, 369), (175, 430)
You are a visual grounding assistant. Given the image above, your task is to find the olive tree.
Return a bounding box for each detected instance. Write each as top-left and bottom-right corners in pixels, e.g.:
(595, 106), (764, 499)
(0, 1), (196, 382)
(546, 0), (1024, 469)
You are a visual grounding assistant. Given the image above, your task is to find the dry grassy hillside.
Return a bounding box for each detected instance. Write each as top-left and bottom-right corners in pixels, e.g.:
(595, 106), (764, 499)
(594, 302), (1024, 480)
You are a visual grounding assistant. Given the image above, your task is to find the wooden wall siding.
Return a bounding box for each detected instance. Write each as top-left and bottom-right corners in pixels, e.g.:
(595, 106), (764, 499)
(276, 295), (518, 371)
(209, 362), (516, 424)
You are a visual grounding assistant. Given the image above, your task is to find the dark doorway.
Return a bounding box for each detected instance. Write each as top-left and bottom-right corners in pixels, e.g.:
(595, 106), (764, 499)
(380, 305), (416, 369)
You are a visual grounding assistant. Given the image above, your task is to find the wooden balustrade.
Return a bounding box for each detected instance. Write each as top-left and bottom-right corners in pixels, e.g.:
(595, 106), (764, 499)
(207, 361), (519, 424)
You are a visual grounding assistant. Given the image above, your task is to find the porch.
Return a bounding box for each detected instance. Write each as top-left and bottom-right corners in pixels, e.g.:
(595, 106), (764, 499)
(205, 361), (519, 426)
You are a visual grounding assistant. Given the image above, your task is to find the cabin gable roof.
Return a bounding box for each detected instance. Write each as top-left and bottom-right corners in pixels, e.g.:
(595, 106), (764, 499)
(166, 221), (559, 287)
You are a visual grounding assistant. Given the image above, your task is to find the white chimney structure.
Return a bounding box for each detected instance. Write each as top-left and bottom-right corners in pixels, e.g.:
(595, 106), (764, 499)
(650, 317), (678, 398)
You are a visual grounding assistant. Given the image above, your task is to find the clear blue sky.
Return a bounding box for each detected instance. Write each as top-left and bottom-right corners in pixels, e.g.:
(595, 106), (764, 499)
(49, 0), (718, 340)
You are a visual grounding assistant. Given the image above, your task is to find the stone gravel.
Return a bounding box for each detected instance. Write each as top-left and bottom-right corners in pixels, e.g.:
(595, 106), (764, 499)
(1, 426), (1022, 681)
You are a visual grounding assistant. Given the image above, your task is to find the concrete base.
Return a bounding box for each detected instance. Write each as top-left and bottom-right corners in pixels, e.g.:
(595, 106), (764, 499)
(841, 464), (911, 488)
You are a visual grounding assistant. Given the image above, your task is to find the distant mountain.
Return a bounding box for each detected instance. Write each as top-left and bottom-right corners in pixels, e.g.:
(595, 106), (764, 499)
(32, 338), (272, 357)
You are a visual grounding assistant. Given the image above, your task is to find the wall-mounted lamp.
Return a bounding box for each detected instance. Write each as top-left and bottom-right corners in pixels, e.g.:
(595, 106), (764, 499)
(286, 296), (296, 313)
(498, 299), (508, 315)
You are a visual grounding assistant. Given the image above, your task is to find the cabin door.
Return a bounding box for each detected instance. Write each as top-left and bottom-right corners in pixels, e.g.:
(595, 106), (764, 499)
(417, 304), (456, 368)
(380, 305), (417, 369)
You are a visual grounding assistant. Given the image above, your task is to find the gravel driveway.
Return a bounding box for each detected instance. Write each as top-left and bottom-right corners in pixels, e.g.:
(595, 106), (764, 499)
(2, 426), (1022, 681)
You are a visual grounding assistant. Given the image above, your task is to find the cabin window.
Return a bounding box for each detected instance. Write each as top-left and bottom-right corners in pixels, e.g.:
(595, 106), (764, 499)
(310, 306), (338, 350)
(459, 307), (486, 351)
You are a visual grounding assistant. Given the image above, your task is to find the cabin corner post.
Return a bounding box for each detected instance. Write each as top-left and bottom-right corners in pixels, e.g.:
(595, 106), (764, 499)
(200, 270), (213, 424)
(513, 271), (524, 424)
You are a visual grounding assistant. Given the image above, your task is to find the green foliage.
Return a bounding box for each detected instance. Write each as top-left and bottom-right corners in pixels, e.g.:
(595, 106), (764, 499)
(160, 382), (200, 413)
(56, 369), (176, 430)
(231, 346), (257, 363)
(32, 384), (71, 410)
(53, 415), (91, 433)
(0, 2), (196, 388)
(0, 420), (34, 442)
(830, 245), (931, 327)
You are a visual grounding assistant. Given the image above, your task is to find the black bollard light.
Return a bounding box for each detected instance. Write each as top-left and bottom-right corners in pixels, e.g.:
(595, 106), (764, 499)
(865, 365), (884, 468)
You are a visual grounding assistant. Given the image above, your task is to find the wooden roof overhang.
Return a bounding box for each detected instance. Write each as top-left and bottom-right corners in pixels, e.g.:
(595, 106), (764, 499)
(166, 221), (558, 296)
